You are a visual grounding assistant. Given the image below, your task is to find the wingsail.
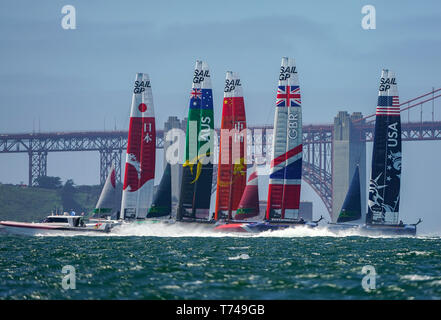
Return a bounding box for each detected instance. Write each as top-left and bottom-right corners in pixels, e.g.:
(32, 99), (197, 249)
(214, 71), (247, 220)
(121, 73), (156, 219)
(177, 61), (214, 221)
(266, 57), (302, 221)
(366, 69), (401, 225)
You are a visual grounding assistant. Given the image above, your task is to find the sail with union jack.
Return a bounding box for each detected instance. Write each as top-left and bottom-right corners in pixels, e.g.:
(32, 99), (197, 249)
(266, 57), (303, 221)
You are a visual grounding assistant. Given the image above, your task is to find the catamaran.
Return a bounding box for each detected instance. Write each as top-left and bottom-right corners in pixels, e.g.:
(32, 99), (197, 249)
(214, 58), (320, 233)
(120, 73), (156, 221)
(327, 69), (421, 236)
(214, 71), (247, 222)
(176, 60), (214, 224)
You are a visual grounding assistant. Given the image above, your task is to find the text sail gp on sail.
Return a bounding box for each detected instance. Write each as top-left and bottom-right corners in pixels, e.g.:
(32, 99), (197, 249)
(120, 73), (156, 220)
(214, 71), (247, 222)
(177, 61), (214, 223)
(266, 57), (307, 225)
(363, 69), (421, 235)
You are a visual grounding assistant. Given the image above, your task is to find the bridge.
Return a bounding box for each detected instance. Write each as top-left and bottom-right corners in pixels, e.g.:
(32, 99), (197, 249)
(1, 88), (440, 220)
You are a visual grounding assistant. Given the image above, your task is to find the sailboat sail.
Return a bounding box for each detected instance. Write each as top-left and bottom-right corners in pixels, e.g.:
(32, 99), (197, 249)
(337, 165), (361, 223)
(147, 163), (171, 218)
(121, 73), (156, 219)
(266, 57), (302, 221)
(215, 71), (247, 220)
(177, 61), (214, 221)
(93, 165), (117, 218)
(366, 69), (401, 225)
(234, 164), (259, 220)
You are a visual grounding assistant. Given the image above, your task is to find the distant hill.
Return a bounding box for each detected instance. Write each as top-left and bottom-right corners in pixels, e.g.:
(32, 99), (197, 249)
(0, 183), (118, 222)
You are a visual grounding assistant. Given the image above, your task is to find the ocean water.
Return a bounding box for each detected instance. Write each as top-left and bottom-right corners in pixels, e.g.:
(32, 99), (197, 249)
(1, 224), (441, 300)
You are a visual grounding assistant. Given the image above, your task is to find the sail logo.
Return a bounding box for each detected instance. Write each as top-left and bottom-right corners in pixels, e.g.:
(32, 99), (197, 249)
(379, 77), (396, 92)
(288, 112), (299, 139)
(199, 117), (212, 142)
(133, 80), (150, 94)
(193, 69), (210, 84)
(224, 79), (241, 93)
(387, 122), (398, 147)
(279, 66), (297, 80)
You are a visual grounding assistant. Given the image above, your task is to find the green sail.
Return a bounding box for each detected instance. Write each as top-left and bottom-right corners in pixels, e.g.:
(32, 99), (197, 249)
(177, 60), (214, 221)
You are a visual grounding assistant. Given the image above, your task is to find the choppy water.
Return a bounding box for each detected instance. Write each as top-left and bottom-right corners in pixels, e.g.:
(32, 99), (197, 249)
(1, 224), (441, 299)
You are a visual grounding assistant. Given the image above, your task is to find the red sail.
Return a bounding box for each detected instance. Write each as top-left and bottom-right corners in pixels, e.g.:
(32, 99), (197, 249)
(234, 165), (259, 220)
(214, 72), (247, 220)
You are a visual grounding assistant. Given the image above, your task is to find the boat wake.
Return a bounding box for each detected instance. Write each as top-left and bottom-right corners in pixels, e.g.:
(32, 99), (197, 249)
(5, 221), (437, 239)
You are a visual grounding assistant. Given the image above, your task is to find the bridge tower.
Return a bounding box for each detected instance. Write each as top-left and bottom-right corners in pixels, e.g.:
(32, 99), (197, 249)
(28, 151), (48, 186)
(99, 149), (122, 185)
(332, 111), (366, 222)
(163, 116), (187, 206)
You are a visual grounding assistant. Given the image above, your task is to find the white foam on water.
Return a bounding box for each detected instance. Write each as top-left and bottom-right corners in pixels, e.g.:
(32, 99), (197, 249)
(228, 253), (250, 260)
(6, 221), (441, 239)
(401, 274), (434, 281)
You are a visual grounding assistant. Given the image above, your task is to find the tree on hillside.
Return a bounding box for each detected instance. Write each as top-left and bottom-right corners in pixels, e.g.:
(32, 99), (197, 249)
(60, 179), (82, 212)
(35, 176), (62, 189)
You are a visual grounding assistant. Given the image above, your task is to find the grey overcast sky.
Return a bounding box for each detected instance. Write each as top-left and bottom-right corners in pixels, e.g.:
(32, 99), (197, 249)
(1, 0), (440, 232)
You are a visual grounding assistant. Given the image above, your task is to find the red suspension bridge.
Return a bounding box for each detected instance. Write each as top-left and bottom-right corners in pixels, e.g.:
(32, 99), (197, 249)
(1, 88), (440, 217)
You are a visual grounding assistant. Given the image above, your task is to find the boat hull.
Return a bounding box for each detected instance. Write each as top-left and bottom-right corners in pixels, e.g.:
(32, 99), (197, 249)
(326, 223), (417, 236)
(214, 221), (318, 233)
(0, 221), (111, 236)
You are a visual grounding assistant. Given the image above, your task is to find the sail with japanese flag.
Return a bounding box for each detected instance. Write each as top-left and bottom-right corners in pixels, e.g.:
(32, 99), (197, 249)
(234, 164), (259, 220)
(177, 61), (214, 221)
(366, 69), (401, 225)
(266, 57), (302, 221)
(214, 71), (247, 221)
(121, 73), (156, 219)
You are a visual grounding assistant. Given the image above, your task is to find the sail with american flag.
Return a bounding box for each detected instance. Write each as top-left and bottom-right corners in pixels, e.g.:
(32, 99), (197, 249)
(366, 69), (402, 225)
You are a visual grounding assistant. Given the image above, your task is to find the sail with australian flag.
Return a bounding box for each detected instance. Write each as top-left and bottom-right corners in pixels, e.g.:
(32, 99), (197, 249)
(177, 61), (214, 222)
(366, 69), (402, 225)
(266, 57), (303, 222)
(121, 73), (156, 220)
(214, 71), (247, 221)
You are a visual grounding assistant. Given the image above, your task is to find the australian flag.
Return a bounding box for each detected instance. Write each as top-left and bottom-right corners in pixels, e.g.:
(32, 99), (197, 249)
(190, 88), (213, 110)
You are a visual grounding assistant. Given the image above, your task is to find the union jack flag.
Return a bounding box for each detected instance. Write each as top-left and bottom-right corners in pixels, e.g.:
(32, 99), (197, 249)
(276, 85), (301, 107)
(190, 88), (202, 99)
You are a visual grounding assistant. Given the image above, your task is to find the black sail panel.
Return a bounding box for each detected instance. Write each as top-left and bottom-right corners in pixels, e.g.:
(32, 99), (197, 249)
(367, 70), (401, 225)
(337, 165), (361, 223)
(147, 163), (171, 218)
